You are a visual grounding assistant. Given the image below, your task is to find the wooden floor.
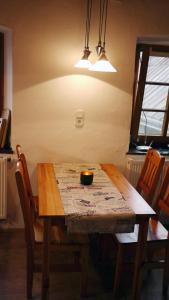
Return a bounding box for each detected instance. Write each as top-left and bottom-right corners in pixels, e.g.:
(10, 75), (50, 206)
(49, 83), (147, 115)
(0, 230), (168, 300)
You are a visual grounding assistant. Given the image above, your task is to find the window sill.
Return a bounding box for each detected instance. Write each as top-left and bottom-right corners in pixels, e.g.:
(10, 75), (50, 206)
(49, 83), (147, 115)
(0, 148), (14, 154)
(128, 147), (169, 156)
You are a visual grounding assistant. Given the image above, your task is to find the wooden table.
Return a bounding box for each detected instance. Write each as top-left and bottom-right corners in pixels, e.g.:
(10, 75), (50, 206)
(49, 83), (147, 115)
(37, 163), (155, 300)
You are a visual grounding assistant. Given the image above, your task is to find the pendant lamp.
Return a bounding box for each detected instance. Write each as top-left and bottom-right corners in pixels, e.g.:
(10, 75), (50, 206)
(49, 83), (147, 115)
(74, 0), (92, 69)
(89, 0), (117, 72)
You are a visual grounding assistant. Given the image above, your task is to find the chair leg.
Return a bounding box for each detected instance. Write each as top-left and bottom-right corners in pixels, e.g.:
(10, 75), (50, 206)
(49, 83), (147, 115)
(42, 218), (51, 290)
(42, 286), (49, 300)
(163, 244), (169, 295)
(27, 252), (34, 299)
(100, 234), (108, 261)
(74, 251), (80, 265)
(80, 245), (89, 297)
(113, 244), (123, 298)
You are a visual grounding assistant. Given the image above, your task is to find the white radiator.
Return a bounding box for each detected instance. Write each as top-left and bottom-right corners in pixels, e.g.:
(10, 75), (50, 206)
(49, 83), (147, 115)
(125, 156), (169, 188)
(0, 157), (7, 219)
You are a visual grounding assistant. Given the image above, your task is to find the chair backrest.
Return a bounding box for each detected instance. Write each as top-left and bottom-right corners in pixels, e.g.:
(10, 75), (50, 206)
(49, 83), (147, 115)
(16, 144), (22, 157)
(150, 165), (169, 234)
(15, 159), (35, 250)
(16, 144), (33, 198)
(16, 144), (36, 217)
(136, 149), (165, 206)
(155, 165), (169, 216)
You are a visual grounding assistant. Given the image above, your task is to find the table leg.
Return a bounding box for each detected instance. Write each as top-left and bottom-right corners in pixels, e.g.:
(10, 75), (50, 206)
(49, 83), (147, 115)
(132, 218), (149, 300)
(41, 218), (51, 300)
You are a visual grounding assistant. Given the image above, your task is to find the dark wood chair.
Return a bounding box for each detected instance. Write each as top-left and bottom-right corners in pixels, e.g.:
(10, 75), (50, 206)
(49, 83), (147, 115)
(99, 150), (164, 259)
(16, 144), (38, 219)
(15, 159), (89, 299)
(136, 149), (165, 206)
(113, 164), (169, 298)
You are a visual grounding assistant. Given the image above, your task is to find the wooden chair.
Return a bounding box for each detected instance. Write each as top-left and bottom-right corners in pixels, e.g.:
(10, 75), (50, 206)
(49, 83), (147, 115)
(113, 164), (169, 298)
(16, 144), (38, 219)
(136, 149), (165, 206)
(99, 150), (164, 260)
(15, 159), (89, 299)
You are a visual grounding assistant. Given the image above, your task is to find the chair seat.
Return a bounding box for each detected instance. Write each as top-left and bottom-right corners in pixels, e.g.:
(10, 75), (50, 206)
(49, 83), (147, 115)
(115, 220), (168, 244)
(34, 219), (89, 245)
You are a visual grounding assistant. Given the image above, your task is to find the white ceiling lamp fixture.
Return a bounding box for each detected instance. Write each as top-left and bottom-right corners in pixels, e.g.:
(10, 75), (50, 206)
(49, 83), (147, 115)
(90, 0), (117, 72)
(74, 0), (93, 69)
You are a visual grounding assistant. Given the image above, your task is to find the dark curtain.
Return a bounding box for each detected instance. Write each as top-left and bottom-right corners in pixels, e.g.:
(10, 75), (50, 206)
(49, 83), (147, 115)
(0, 32), (4, 116)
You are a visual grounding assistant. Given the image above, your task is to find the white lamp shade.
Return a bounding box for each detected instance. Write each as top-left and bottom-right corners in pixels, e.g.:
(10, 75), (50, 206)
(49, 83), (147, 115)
(74, 58), (92, 69)
(89, 52), (117, 72)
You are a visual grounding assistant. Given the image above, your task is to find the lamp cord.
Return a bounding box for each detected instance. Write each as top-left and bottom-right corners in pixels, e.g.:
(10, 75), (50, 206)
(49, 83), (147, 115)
(98, 0), (105, 45)
(98, 0), (108, 52)
(103, 0), (108, 50)
(85, 0), (92, 50)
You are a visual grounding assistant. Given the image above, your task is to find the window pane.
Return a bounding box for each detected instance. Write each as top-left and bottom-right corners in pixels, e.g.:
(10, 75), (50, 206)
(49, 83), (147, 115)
(167, 123), (169, 136)
(139, 111), (164, 136)
(146, 56), (169, 83)
(142, 85), (169, 110)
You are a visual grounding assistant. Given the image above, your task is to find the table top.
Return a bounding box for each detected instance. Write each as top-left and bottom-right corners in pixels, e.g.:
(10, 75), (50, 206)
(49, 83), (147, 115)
(37, 163), (155, 221)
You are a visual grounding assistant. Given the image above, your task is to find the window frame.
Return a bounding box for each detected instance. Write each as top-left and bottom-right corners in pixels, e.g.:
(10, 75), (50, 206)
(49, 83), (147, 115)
(130, 43), (169, 146)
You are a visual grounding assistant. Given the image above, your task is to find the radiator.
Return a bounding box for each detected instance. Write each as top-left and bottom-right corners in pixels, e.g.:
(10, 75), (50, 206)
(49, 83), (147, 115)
(125, 156), (169, 187)
(0, 157), (7, 219)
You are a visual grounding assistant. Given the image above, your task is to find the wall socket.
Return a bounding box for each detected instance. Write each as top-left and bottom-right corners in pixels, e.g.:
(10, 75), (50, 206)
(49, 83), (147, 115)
(75, 109), (85, 128)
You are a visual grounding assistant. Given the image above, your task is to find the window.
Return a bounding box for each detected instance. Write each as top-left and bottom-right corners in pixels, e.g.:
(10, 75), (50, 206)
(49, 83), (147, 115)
(130, 43), (169, 151)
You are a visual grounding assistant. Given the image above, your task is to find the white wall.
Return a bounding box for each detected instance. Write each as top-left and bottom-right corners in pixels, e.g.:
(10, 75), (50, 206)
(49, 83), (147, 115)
(13, 75), (131, 165)
(0, 0), (169, 227)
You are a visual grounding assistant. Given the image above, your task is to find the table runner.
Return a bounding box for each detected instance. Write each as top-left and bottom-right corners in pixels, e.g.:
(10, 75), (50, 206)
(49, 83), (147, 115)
(53, 163), (135, 233)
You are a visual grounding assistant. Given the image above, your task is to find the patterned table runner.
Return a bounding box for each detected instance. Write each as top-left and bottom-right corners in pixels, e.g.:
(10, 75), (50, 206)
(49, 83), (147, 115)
(53, 163), (135, 233)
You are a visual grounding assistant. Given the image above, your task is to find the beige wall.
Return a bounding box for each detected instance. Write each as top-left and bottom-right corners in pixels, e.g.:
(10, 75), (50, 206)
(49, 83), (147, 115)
(0, 0), (169, 227)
